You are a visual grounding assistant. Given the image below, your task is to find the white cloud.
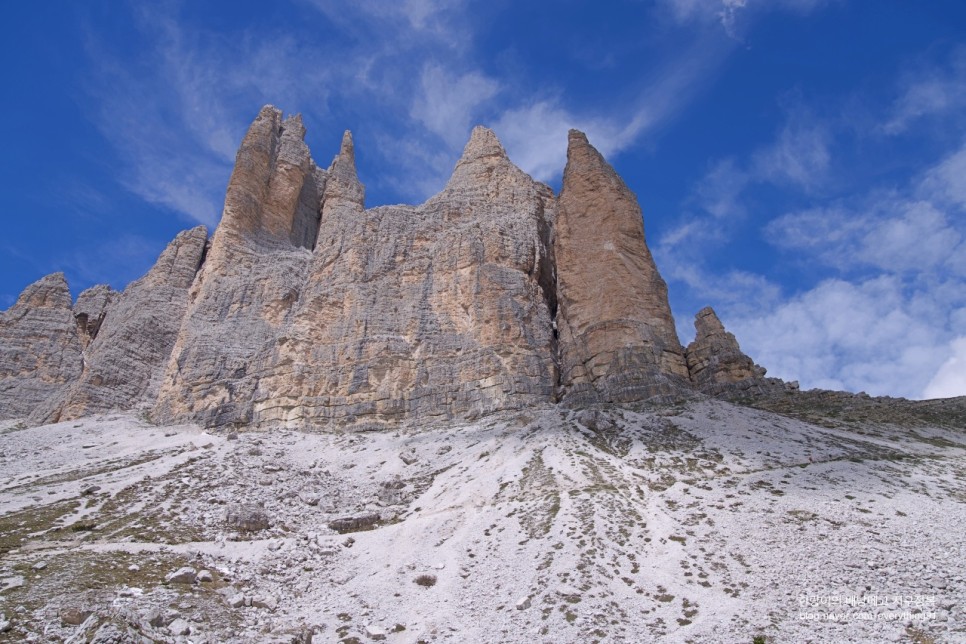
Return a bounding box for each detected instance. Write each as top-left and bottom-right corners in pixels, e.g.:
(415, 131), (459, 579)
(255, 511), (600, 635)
(751, 117), (830, 188)
(493, 38), (729, 184)
(729, 142), (966, 398)
(883, 47), (966, 135)
(923, 337), (966, 399)
(662, 96), (966, 400)
(728, 277), (955, 398)
(661, 0), (828, 37)
(920, 145), (966, 209)
(411, 65), (500, 148)
(492, 101), (643, 183)
(694, 158), (749, 218)
(84, 6), (338, 226)
(766, 199), (964, 275)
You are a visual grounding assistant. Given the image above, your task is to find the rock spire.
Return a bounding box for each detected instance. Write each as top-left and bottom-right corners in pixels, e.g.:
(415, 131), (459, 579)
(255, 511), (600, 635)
(554, 129), (689, 404)
(685, 307), (767, 394)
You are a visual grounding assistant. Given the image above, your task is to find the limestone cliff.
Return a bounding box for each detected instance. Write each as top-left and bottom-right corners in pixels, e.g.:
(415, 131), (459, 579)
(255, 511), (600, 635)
(154, 123), (559, 429)
(554, 130), (689, 405)
(0, 106), (781, 428)
(252, 126), (559, 428)
(41, 226), (209, 424)
(0, 273), (83, 419)
(153, 106), (325, 427)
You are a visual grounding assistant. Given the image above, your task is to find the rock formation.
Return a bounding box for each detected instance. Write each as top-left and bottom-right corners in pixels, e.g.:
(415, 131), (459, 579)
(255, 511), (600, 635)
(42, 226), (209, 424)
(0, 273), (83, 419)
(154, 122), (559, 429)
(685, 307), (766, 394)
(151, 106), (324, 427)
(554, 130), (689, 405)
(0, 106), (780, 429)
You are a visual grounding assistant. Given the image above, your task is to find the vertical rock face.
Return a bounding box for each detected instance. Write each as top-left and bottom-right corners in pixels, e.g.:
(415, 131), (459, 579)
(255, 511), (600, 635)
(685, 307), (766, 393)
(554, 130), (689, 404)
(251, 126), (558, 428)
(0, 273), (83, 419)
(153, 107), (327, 427)
(46, 226), (208, 423)
(210, 106), (323, 252)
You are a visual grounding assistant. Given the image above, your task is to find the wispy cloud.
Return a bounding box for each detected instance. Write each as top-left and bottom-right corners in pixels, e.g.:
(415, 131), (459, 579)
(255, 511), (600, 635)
(657, 106), (833, 312)
(660, 0), (830, 38)
(751, 116), (830, 189)
(494, 38), (733, 184)
(659, 82), (966, 398)
(82, 4), (337, 226)
(766, 198), (964, 275)
(728, 276), (956, 397)
(411, 65), (501, 148)
(734, 142), (966, 398)
(883, 46), (966, 135)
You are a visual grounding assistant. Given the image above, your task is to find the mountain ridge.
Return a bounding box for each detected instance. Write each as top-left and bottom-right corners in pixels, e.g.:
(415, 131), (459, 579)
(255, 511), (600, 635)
(0, 106), (894, 429)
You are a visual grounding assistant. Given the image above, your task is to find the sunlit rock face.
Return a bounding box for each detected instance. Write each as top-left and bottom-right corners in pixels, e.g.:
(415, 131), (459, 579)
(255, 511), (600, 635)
(554, 130), (690, 406)
(1, 106), (778, 429)
(154, 120), (560, 429)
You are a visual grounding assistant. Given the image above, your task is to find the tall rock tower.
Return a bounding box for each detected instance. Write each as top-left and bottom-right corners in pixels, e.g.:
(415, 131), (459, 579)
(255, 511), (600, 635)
(554, 130), (689, 404)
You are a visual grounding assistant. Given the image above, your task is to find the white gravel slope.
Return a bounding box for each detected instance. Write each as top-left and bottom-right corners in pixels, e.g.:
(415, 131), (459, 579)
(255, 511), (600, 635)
(0, 399), (963, 643)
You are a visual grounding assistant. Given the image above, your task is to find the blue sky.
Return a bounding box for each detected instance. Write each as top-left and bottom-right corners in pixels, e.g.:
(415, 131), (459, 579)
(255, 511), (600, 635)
(2, 0), (965, 399)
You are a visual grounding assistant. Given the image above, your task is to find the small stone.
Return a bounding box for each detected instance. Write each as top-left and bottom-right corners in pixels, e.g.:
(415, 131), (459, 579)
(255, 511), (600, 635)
(226, 504), (270, 532)
(328, 513), (380, 534)
(81, 485), (101, 496)
(300, 492), (321, 506)
(60, 608), (92, 626)
(227, 594), (246, 609)
(165, 567), (197, 585)
(399, 452), (418, 465)
(144, 608), (165, 628)
(0, 619), (12, 633)
(365, 624), (387, 640)
(128, 564), (140, 572)
(168, 618), (191, 636)
(197, 569), (213, 583)
(31, 561), (47, 571)
(252, 595), (278, 611)
(516, 596), (531, 610)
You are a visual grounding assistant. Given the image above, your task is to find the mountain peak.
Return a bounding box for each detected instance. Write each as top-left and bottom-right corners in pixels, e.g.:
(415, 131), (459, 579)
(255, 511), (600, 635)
(456, 126), (507, 166)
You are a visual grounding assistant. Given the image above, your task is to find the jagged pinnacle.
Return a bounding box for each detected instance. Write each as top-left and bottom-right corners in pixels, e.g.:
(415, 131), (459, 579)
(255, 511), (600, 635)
(456, 126), (507, 166)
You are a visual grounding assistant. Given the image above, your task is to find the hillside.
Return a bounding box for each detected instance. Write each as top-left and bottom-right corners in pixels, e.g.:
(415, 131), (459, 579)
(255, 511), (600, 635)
(1, 395), (963, 642)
